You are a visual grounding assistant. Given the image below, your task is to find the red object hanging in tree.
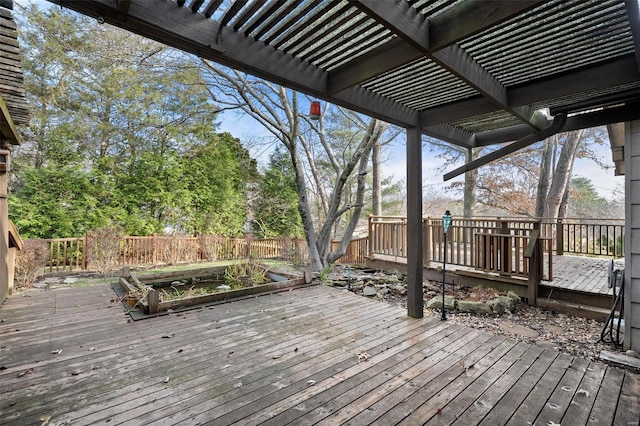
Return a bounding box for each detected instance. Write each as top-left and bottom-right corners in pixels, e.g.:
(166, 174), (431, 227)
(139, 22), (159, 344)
(309, 101), (321, 120)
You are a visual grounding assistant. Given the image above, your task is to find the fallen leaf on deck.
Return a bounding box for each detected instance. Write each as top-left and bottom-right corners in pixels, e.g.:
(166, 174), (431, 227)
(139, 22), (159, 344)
(17, 368), (33, 378)
(51, 349), (62, 354)
(272, 354), (283, 359)
(576, 389), (590, 397)
(161, 333), (175, 338)
(306, 380), (316, 386)
(547, 422), (560, 426)
(357, 350), (370, 362)
(164, 377), (170, 383)
(88, 347), (96, 351)
(70, 369), (83, 376)
(40, 415), (51, 426)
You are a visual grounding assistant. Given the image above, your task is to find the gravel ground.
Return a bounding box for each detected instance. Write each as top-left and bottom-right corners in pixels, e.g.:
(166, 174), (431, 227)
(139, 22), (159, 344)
(442, 305), (618, 362)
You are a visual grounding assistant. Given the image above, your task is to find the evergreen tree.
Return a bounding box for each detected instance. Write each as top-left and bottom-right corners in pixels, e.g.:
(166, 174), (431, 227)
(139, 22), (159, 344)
(252, 147), (303, 238)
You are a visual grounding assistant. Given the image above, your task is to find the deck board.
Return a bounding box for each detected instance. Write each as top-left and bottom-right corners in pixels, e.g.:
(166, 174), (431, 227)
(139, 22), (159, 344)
(533, 357), (591, 426)
(0, 283), (638, 425)
(477, 348), (559, 425)
(504, 353), (574, 426)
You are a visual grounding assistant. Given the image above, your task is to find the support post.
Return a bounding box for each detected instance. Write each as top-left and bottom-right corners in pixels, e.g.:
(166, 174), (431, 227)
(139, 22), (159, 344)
(368, 216), (373, 258)
(406, 127), (423, 318)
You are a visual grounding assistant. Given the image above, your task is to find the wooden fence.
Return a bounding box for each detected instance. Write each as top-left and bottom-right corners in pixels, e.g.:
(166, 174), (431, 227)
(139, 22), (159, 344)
(331, 237), (368, 266)
(36, 234), (368, 273)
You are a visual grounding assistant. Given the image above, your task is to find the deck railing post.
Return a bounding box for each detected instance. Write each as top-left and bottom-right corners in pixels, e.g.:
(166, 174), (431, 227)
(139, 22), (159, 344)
(423, 218), (431, 263)
(525, 226), (540, 306)
(82, 236), (88, 270)
(556, 218), (564, 255)
(152, 233), (158, 265)
(368, 216), (373, 259)
(499, 218), (509, 274)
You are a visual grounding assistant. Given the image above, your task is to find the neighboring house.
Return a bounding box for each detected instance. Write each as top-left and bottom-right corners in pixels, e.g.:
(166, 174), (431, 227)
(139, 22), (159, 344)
(0, 0), (28, 303)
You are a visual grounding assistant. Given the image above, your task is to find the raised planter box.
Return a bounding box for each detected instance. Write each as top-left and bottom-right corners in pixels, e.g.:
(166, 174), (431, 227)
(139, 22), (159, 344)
(118, 264), (308, 315)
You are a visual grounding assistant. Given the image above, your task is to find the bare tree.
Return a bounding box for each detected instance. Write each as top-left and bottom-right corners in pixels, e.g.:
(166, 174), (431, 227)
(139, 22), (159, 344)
(201, 61), (388, 270)
(542, 130), (585, 218)
(425, 137), (482, 216)
(430, 128), (606, 218)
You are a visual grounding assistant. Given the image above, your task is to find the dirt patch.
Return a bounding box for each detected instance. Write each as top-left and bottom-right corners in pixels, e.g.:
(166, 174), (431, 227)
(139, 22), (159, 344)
(497, 321), (540, 338)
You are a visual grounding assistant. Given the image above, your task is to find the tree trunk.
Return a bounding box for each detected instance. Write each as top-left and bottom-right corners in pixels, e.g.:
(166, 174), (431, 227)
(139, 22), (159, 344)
(372, 138), (382, 216)
(289, 139), (323, 271)
(463, 147), (479, 217)
(535, 136), (554, 217)
(558, 183), (570, 219)
(316, 119), (380, 264)
(543, 130), (584, 218)
(328, 147), (371, 264)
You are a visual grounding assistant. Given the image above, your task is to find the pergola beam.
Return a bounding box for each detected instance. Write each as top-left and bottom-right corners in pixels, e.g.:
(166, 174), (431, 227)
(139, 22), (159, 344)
(444, 113), (567, 181)
(49, 0), (640, 150)
(473, 102), (640, 147)
(427, 0), (545, 50)
(347, 0), (428, 51)
(348, 0), (546, 130)
(626, 1), (640, 72)
(420, 56), (640, 128)
(423, 123), (476, 148)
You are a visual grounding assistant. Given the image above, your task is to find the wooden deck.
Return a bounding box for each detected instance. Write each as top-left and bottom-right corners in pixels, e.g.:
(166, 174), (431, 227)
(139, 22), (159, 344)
(546, 255), (623, 296)
(369, 254), (620, 297)
(1, 284), (638, 425)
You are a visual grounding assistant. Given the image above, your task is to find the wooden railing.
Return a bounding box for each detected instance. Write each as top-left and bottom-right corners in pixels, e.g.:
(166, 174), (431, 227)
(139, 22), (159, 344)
(474, 233), (531, 278)
(369, 216), (559, 281)
(45, 237), (86, 272)
(553, 218), (624, 257)
(31, 216), (624, 275)
(369, 215), (624, 260)
(36, 234), (368, 273)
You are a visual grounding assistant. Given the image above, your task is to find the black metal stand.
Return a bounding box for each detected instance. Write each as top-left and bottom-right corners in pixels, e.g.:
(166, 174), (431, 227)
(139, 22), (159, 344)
(441, 231), (447, 321)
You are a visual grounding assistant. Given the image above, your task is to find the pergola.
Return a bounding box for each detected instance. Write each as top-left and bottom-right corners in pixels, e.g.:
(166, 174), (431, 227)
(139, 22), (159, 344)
(49, 0), (640, 347)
